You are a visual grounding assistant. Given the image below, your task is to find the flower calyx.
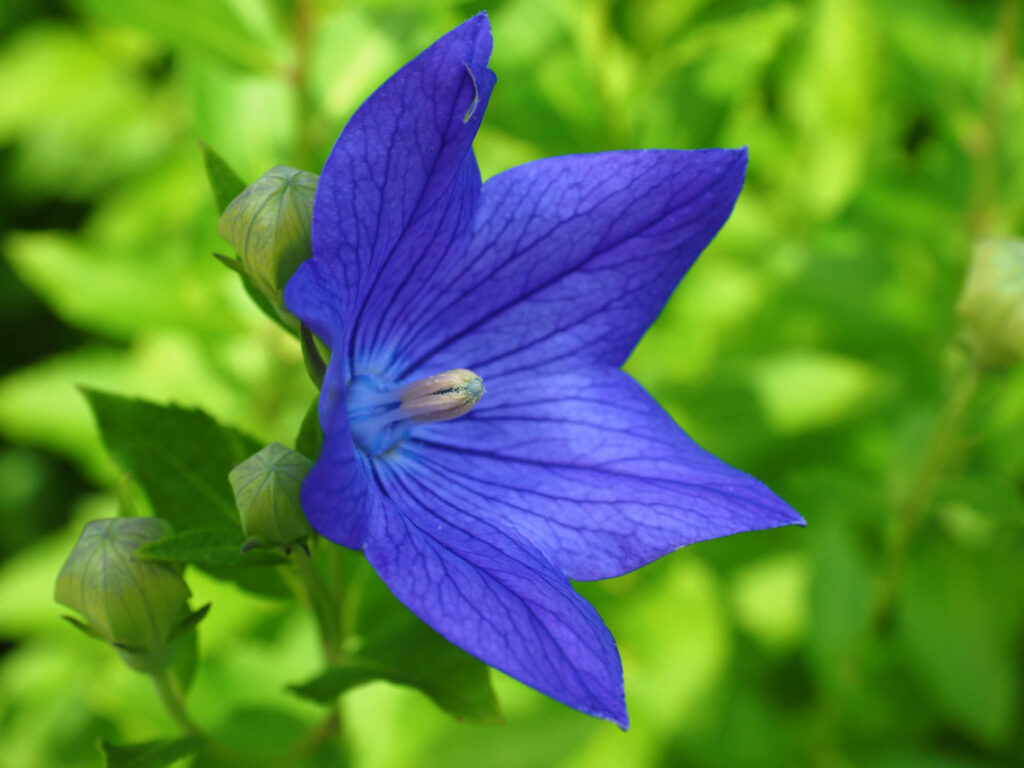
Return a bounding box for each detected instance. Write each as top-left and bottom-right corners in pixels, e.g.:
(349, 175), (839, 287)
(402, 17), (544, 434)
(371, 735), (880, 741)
(230, 442), (314, 552)
(55, 517), (206, 671)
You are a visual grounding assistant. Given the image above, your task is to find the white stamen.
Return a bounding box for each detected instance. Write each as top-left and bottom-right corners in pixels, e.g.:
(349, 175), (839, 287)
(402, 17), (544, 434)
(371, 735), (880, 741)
(346, 368), (484, 456)
(398, 369), (484, 423)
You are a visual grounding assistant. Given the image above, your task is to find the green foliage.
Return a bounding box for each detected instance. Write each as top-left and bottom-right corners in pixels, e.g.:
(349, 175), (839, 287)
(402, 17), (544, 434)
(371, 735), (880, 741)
(204, 143), (304, 335)
(98, 736), (203, 768)
(83, 390), (291, 597)
(83, 389), (258, 531)
(55, 518), (190, 654)
(1, 0), (1023, 766)
(291, 559), (501, 724)
(229, 442), (313, 547)
(295, 398), (324, 461)
(72, 0), (283, 73)
(189, 707), (347, 768)
(218, 165), (317, 301)
(136, 528), (290, 568)
(198, 141), (247, 214)
(898, 543), (1018, 744)
(291, 657), (499, 724)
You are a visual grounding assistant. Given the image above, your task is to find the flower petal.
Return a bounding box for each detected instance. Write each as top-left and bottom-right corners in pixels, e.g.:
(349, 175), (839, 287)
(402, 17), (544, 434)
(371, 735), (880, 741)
(285, 259), (342, 347)
(365, 470), (628, 727)
(390, 148), (747, 381)
(399, 367), (803, 581)
(294, 12), (495, 378)
(299, 353), (381, 549)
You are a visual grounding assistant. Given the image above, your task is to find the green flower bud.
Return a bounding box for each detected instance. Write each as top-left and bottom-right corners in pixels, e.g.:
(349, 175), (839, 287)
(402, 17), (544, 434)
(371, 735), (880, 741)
(55, 518), (191, 664)
(957, 240), (1024, 370)
(217, 166), (317, 306)
(230, 442), (313, 549)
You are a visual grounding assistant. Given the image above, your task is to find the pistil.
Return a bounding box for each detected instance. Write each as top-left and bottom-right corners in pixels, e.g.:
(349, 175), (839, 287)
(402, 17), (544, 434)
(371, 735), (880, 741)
(347, 368), (484, 456)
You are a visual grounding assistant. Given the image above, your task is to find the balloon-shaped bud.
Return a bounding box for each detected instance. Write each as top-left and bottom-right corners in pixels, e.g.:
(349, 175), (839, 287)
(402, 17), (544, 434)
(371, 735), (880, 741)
(56, 518), (191, 664)
(957, 240), (1024, 370)
(218, 166), (317, 305)
(230, 442), (313, 549)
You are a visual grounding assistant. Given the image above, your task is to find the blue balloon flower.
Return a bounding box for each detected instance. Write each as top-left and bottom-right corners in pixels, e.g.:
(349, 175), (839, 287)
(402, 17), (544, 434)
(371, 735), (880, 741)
(284, 12), (804, 728)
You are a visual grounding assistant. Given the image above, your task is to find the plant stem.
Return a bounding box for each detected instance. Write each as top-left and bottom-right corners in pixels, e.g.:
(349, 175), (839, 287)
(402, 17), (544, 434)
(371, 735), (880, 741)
(871, 359), (981, 629)
(289, 543), (348, 759)
(150, 665), (204, 739)
(292, 545), (343, 664)
(827, 358), (983, 719)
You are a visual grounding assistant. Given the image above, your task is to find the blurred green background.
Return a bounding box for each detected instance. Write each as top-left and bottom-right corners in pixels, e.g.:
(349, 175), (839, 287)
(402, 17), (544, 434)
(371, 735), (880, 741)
(1, 0), (1023, 766)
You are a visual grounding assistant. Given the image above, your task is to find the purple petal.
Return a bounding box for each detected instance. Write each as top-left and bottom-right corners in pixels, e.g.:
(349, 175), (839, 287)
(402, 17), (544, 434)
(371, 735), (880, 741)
(291, 13), (495, 379)
(364, 472), (628, 727)
(398, 367), (803, 581)
(285, 259), (343, 348)
(297, 351), (380, 549)
(390, 148), (747, 381)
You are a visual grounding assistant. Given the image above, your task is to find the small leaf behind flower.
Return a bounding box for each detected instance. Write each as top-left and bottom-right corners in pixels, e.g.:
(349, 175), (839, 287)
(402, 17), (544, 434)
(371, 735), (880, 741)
(83, 390), (259, 531)
(137, 528), (290, 568)
(290, 554), (501, 724)
(98, 736), (203, 768)
(213, 252), (299, 337)
(199, 141), (246, 213)
(295, 398), (324, 461)
(83, 390), (290, 598)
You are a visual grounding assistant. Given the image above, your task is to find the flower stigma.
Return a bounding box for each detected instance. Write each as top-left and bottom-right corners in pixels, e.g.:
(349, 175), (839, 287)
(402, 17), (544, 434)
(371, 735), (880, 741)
(346, 368), (484, 456)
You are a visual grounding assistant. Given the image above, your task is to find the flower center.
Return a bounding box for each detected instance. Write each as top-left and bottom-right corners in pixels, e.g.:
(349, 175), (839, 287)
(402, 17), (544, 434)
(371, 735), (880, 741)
(346, 368), (484, 457)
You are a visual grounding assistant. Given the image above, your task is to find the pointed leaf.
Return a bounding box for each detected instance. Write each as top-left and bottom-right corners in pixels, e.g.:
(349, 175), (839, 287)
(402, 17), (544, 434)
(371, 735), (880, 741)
(136, 528), (289, 568)
(98, 736), (203, 768)
(295, 398), (324, 461)
(290, 555), (501, 724)
(83, 390), (289, 598)
(213, 252), (299, 337)
(83, 389), (258, 531)
(199, 141), (246, 213)
(897, 544), (1018, 744)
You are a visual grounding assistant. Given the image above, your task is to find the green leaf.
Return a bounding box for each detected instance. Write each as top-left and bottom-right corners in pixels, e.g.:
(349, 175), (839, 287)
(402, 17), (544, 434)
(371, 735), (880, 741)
(98, 735), (202, 768)
(83, 389), (258, 532)
(897, 543), (1018, 745)
(190, 707), (345, 768)
(170, 626), (199, 695)
(137, 527), (290, 568)
(300, 325), (326, 389)
(61, 614), (102, 640)
(83, 391), (290, 598)
(239, 269), (298, 336)
(211, 251), (246, 275)
(212, 252), (298, 337)
(808, 516), (871, 691)
(290, 554), (501, 724)
(198, 141), (246, 214)
(75, 0), (280, 73)
(295, 398), (324, 461)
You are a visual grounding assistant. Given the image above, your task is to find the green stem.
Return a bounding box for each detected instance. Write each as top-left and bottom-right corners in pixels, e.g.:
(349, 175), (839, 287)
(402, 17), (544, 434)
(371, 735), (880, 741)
(872, 360), (981, 628)
(146, 551), (347, 764)
(300, 324), (327, 389)
(292, 545), (343, 664)
(149, 661), (260, 765)
(828, 359), (984, 720)
(150, 665), (204, 739)
(289, 544), (348, 760)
